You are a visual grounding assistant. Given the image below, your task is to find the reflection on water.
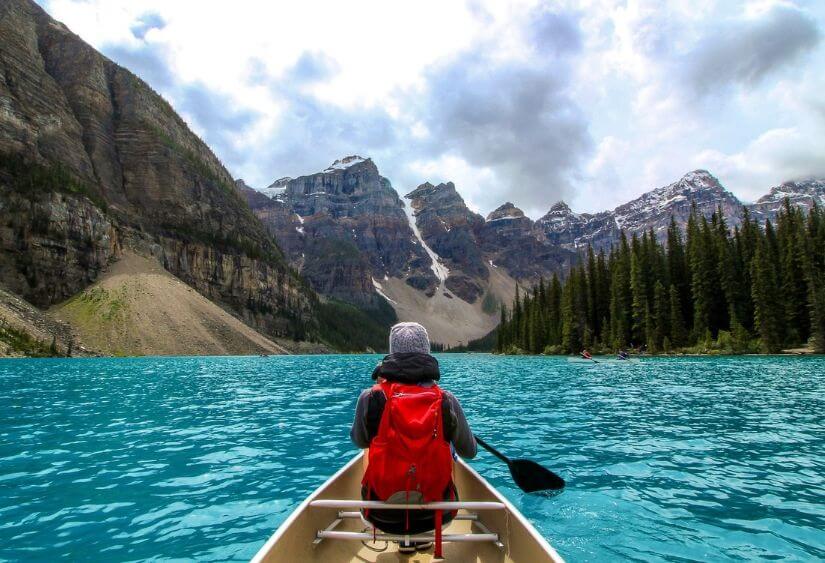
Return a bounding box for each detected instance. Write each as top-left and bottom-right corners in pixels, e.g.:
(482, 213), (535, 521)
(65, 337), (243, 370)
(0, 354), (823, 561)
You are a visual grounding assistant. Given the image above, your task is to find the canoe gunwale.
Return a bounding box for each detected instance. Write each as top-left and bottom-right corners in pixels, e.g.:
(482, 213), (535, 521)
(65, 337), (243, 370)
(457, 456), (564, 561)
(249, 452), (364, 563)
(309, 499), (507, 510)
(250, 450), (565, 562)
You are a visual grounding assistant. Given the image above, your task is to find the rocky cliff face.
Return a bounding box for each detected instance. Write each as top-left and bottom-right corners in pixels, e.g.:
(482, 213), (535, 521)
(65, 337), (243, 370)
(540, 170), (744, 250)
(405, 182), (487, 302)
(0, 186), (119, 307)
(250, 161), (578, 312)
(538, 170), (824, 252)
(0, 0), (315, 339)
(477, 202), (574, 281)
(749, 179), (825, 222)
(539, 202), (619, 251)
(246, 156), (437, 307)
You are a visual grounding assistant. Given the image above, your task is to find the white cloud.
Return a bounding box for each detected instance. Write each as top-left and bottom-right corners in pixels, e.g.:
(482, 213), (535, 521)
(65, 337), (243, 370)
(36, 0), (825, 218)
(694, 126), (825, 201)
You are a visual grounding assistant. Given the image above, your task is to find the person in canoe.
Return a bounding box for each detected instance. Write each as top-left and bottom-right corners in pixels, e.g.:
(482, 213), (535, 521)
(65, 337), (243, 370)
(350, 322), (477, 554)
(580, 349), (592, 360)
(617, 349), (629, 360)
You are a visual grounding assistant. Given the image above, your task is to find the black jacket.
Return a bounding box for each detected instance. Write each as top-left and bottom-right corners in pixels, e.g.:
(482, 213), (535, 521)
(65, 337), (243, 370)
(351, 353), (477, 459)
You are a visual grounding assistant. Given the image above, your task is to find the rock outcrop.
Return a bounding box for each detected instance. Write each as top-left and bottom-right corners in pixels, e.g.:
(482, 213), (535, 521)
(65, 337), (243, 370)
(405, 182), (487, 302)
(245, 156), (437, 307)
(539, 170), (744, 251)
(749, 179), (825, 221)
(477, 202), (574, 281)
(0, 0), (315, 340)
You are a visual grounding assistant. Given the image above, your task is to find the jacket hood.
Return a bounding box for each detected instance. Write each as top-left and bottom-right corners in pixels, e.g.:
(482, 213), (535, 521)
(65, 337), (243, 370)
(371, 352), (440, 383)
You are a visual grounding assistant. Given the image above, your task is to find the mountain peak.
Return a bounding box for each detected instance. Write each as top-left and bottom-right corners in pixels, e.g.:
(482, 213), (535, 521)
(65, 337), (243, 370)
(757, 178), (825, 204)
(324, 155), (370, 172)
(676, 169), (723, 192)
(257, 176), (291, 199)
(539, 200), (582, 226)
(487, 202), (526, 222)
(406, 181), (457, 200)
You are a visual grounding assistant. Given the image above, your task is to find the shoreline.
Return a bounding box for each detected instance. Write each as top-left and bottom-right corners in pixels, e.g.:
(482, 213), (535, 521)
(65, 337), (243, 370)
(1, 349), (820, 360)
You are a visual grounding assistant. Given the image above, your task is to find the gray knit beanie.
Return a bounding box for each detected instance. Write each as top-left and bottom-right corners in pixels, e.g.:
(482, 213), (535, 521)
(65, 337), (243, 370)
(389, 322), (430, 355)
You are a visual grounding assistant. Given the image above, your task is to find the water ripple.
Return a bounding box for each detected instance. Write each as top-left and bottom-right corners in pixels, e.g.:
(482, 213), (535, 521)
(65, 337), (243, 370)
(0, 354), (823, 561)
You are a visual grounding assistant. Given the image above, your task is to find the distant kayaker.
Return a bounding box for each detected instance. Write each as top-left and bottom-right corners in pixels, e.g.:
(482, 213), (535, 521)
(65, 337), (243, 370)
(350, 322), (476, 554)
(617, 350), (629, 360)
(580, 349), (592, 360)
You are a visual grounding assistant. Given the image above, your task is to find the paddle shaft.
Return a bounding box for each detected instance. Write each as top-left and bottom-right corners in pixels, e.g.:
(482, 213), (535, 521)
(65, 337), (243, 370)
(474, 434), (566, 492)
(474, 434), (511, 465)
(579, 353), (598, 364)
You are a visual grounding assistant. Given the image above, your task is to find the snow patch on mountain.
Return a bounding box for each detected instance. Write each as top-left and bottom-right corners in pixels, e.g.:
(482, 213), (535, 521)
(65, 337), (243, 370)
(259, 177), (291, 199)
(756, 179), (825, 205)
(748, 178), (825, 219)
(542, 201), (581, 223)
(540, 170), (743, 250)
(371, 277), (398, 305)
(324, 155), (367, 172)
(404, 201), (449, 284)
(612, 170), (733, 229)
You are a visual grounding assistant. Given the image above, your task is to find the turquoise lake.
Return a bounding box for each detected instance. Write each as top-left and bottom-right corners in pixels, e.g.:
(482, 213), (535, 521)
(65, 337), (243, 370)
(1, 355), (823, 561)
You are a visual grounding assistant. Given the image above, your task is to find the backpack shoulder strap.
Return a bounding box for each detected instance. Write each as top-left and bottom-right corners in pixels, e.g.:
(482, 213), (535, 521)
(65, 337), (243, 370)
(439, 387), (456, 442)
(365, 384), (388, 442)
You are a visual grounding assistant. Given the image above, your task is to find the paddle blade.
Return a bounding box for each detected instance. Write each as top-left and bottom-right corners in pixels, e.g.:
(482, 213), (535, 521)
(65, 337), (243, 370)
(510, 459), (565, 492)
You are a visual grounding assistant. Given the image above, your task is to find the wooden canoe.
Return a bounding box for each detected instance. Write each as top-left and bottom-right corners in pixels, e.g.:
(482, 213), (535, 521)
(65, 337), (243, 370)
(251, 451), (564, 562)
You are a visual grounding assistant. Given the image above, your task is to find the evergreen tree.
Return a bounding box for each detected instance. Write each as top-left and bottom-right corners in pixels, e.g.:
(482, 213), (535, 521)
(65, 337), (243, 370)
(547, 274), (562, 346)
(630, 242), (648, 346)
(752, 225), (784, 353)
(609, 233), (632, 348)
(777, 200), (809, 345)
(586, 246), (599, 335)
(806, 204), (825, 352)
(653, 281), (669, 351)
(561, 270), (581, 353)
(690, 215), (723, 338)
(496, 305), (507, 351)
(595, 250), (611, 343)
(494, 202), (825, 355)
(669, 284), (686, 347)
(667, 216), (691, 328)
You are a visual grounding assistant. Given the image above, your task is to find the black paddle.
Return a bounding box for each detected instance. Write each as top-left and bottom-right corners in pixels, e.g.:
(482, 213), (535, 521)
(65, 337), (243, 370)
(474, 434), (565, 492)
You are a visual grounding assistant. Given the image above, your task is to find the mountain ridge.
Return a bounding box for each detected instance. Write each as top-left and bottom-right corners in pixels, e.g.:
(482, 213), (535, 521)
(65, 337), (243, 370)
(0, 0), (327, 353)
(250, 160), (822, 347)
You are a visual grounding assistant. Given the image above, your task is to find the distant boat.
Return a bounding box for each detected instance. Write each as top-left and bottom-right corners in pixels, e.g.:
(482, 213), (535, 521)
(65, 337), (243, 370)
(567, 356), (640, 364)
(251, 451), (564, 562)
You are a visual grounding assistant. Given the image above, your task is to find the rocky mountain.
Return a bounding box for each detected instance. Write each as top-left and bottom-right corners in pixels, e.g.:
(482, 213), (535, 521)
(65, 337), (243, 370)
(404, 182), (486, 302)
(242, 156), (437, 309)
(0, 0), (316, 348)
(248, 163), (578, 345)
(540, 170), (744, 251)
(749, 178), (825, 220)
(540, 171), (824, 252)
(245, 158), (821, 347)
(7, 0), (819, 354)
(477, 202), (573, 281)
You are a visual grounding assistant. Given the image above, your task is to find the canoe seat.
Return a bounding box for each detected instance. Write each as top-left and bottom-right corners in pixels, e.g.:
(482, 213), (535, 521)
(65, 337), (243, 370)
(308, 499), (507, 557)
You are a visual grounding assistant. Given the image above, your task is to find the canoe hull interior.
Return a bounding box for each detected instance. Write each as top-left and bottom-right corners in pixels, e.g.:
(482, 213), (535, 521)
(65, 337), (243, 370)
(251, 451), (564, 562)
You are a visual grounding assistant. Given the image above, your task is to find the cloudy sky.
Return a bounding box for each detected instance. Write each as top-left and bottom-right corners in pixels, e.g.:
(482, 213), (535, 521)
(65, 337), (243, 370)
(36, 0), (824, 217)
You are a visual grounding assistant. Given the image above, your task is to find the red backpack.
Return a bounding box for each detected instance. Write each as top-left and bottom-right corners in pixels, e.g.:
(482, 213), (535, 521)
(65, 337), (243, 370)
(362, 381), (453, 504)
